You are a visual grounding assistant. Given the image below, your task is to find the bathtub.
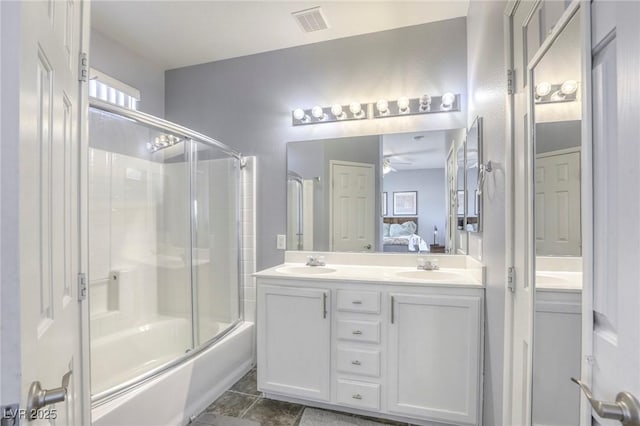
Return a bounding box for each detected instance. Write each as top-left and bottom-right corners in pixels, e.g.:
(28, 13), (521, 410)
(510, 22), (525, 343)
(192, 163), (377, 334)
(91, 321), (254, 426)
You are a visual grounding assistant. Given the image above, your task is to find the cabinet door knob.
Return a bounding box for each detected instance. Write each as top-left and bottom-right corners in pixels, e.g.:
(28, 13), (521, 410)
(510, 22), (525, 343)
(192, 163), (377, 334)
(351, 360), (361, 366)
(352, 394), (363, 400)
(352, 330), (363, 335)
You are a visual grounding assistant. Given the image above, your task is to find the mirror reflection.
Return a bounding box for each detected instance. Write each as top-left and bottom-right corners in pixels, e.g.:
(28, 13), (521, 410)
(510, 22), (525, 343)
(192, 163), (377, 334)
(286, 129), (466, 253)
(531, 11), (582, 426)
(465, 118), (482, 233)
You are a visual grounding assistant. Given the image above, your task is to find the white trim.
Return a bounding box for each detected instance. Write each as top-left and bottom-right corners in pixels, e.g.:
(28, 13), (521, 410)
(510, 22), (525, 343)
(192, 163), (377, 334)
(79, 1), (92, 424)
(535, 146), (581, 159)
(502, 3), (516, 424)
(578, 2), (593, 425)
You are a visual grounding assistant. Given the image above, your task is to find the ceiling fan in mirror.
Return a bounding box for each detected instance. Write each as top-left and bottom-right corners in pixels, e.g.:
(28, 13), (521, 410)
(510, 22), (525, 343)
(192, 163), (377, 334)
(382, 156), (412, 175)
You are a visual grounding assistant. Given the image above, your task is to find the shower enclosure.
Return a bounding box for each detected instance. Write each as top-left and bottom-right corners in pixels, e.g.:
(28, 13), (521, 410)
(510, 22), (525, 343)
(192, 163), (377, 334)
(88, 99), (244, 402)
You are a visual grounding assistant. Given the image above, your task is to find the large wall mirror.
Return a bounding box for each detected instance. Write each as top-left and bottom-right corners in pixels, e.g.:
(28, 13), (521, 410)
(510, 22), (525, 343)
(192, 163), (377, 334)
(530, 8), (582, 426)
(286, 128), (467, 254)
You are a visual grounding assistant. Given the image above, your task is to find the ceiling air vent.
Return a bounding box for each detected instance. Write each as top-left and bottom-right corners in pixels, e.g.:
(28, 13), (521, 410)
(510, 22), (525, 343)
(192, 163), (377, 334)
(292, 7), (329, 33)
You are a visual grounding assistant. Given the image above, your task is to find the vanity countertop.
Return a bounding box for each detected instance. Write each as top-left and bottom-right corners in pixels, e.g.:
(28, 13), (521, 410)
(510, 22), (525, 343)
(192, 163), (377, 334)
(254, 263), (483, 288)
(535, 270), (582, 292)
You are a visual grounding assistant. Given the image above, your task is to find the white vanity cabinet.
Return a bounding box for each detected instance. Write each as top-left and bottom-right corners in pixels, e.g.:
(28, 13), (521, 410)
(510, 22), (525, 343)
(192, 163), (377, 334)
(388, 293), (483, 425)
(256, 276), (484, 426)
(257, 285), (331, 401)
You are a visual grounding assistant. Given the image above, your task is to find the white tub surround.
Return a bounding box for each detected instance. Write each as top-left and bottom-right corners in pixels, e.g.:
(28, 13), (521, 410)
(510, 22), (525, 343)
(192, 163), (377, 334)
(254, 253), (485, 426)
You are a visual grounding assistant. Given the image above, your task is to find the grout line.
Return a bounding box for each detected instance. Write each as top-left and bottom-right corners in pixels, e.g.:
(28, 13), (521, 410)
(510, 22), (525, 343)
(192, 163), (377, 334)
(239, 395), (261, 419)
(227, 389), (262, 398)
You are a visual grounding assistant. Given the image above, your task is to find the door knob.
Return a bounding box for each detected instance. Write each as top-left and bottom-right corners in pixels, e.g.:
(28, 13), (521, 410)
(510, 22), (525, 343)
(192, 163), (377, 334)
(572, 378), (640, 425)
(27, 370), (72, 420)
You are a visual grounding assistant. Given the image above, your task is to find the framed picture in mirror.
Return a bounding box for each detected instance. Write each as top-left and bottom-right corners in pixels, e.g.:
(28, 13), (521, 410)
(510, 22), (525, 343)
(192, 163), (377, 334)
(393, 191), (417, 215)
(382, 192), (387, 216)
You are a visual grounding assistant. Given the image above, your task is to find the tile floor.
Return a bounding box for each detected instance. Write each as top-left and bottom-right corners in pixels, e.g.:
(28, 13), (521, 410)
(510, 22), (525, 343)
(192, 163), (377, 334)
(191, 368), (416, 426)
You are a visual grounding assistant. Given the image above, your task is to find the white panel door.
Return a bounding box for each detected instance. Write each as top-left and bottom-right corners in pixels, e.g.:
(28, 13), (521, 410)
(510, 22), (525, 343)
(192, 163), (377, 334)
(257, 285), (331, 402)
(388, 293), (482, 425)
(535, 150), (581, 256)
(506, 2), (538, 424)
(584, 1), (640, 425)
(17, 1), (86, 424)
(330, 161), (375, 252)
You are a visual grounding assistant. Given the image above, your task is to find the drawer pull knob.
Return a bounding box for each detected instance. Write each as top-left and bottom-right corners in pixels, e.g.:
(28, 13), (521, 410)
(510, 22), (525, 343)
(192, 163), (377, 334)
(352, 394), (363, 400)
(351, 360), (361, 366)
(352, 300), (363, 305)
(352, 330), (363, 335)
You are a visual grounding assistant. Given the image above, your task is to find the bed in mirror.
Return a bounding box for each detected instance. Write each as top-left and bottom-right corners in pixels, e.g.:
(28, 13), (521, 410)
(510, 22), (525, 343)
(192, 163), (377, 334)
(286, 128), (467, 253)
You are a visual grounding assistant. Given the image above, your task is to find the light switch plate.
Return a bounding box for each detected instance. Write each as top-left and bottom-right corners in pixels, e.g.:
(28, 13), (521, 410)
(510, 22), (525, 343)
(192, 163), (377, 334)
(276, 234), (286, 250)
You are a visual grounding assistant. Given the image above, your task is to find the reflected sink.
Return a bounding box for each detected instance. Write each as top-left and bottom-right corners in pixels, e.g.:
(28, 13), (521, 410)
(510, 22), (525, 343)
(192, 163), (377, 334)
(395, 270), (463, 282)
(276, 266), (337, 275)
(536, 273), (569, 286)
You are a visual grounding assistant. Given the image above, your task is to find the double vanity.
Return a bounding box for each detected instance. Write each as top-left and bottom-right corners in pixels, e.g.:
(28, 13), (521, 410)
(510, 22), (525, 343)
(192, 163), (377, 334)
(255, 252), (485, 426)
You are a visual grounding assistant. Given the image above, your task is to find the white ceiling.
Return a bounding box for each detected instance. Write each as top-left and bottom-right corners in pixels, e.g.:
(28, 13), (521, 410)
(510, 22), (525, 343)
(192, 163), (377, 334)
(383, 129), (461, 171)
(91, 1), (469, 70)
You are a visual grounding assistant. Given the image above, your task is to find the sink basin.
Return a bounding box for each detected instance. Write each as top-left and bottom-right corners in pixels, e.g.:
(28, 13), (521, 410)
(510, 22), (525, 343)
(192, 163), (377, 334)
(276, 266), (337, 275)
(395, 270), (464, 282)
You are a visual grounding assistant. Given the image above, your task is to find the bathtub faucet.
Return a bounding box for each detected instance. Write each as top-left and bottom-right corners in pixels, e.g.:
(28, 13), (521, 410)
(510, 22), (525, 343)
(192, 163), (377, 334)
(306, 255), (326, 267)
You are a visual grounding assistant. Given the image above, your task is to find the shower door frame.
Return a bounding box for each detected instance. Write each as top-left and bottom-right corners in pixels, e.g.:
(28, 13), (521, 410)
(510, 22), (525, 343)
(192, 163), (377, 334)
(88, 99), (246, 406)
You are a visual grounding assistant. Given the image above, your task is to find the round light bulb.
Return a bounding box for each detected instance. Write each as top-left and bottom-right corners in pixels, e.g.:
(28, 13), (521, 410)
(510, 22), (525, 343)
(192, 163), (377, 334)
(441, 92), (456, 108)
(349, 102), (362, 115)
(535, 82), (552, 97)
(560, 80), (578, 95)
(397, 97), (410, 112)
(376, 99), (389, 113)
(311, 106), (325, 119)
(331, 104), (344, 118)
(420, 94), (432, 106)
(293, 108), (306, 121)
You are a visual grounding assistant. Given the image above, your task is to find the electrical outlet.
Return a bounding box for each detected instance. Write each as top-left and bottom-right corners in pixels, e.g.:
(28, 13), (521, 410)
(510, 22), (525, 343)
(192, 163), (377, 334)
(276, 234), (286, 250)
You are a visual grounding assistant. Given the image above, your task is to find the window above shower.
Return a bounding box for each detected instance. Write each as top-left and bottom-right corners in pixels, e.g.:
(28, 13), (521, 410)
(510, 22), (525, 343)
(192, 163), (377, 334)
(89, 68), (140, 110)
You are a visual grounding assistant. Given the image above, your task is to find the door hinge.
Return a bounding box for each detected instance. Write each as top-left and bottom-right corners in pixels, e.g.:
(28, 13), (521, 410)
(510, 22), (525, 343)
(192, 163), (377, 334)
(1, 404), (19, 426)
(507, 69), (515, 95)
(79, 52), (88, 83)
(78, 273), (87, 301)
(507, 266), (515, 292)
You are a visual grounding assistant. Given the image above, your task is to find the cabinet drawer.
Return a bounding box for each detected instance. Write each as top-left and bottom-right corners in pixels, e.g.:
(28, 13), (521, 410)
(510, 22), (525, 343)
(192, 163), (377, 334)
(337, 320), (380, 344)
(336, 290), (380, 314)
(337, 347), (380, 377)
(336, 379), (380, 411)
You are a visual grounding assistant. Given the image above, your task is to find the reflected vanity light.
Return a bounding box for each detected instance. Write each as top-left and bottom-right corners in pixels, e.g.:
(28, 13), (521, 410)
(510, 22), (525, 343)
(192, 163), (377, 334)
(147, 134), (182, 152)
(535, 80), (579, 104)
(419, 94), (432, 112)
(397, 97), (411, 113)
(441, 92), (456, 110)
(376, 99), (390, 115)
(292, 92), (460, 126)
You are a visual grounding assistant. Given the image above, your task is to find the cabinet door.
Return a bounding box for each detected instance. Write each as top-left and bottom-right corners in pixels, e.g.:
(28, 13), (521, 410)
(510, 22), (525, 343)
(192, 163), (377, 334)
(388, 293), (482, 425)
(257, 285), (331, 401)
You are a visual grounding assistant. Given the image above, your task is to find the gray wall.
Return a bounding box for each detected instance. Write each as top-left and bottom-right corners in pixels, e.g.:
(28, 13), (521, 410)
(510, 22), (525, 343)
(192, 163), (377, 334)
(90, 29), (165, 118)
(382, 169), (446, 246)
(166, 18), (468, 270)
(466, 2), (507, 425)
(535, 120), (581, 154)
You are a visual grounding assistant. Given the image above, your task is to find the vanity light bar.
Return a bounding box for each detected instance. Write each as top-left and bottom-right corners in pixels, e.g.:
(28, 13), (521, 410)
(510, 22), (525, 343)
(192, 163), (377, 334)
(291, 93), (460, 126)
(534, 80), (579, 104)
(372, 93), (460, 119)
(292, 102), (368, 126)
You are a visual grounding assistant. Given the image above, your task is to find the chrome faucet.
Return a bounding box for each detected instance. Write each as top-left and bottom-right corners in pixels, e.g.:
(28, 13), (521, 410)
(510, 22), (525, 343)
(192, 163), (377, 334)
(417, 257), (439, 271)
(306, 255), (326, 267)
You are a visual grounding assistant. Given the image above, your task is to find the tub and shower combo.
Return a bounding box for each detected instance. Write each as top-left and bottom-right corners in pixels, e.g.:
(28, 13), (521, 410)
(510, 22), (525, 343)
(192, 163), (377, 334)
(87, 99), (254, 425)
